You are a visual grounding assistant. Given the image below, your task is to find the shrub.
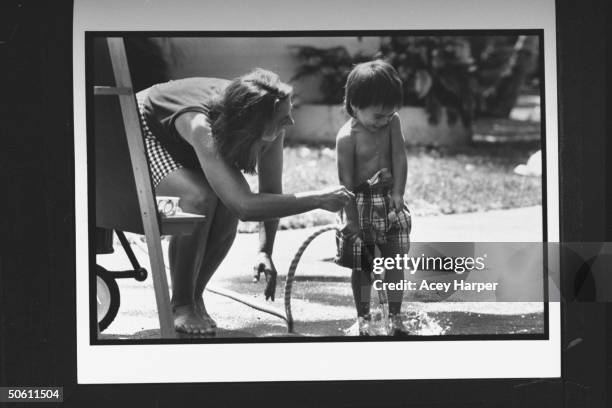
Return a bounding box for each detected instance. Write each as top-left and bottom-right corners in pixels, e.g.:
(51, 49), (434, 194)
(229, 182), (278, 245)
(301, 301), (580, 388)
(288, 45), (371, 104)
(289, 36), (540, 127)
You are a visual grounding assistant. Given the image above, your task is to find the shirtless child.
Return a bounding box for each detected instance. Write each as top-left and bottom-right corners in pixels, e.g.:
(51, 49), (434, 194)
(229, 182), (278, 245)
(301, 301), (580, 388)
(335, 60), (412, 336)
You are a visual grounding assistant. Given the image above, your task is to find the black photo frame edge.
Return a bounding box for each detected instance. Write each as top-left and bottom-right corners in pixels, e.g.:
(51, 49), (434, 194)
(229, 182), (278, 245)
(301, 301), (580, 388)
(1, 0), (609, 406)
(86, 29), (549, 347)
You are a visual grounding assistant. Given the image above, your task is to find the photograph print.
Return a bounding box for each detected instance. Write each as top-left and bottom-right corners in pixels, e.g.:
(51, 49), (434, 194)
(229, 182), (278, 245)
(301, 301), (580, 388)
(90, 32), (547, 344)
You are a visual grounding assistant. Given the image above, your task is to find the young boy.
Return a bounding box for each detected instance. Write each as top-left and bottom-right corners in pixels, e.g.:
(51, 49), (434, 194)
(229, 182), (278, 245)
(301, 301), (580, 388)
(335, 60), (412, 336)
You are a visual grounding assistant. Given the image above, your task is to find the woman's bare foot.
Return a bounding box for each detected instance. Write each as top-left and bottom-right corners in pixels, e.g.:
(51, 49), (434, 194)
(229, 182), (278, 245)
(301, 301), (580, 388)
(173, 304), (215, 335)
(195, 297), (217, 328)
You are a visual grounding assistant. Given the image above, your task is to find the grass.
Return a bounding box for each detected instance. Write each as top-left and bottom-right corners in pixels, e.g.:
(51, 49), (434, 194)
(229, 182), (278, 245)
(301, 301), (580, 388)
(239, 142), (542, 232)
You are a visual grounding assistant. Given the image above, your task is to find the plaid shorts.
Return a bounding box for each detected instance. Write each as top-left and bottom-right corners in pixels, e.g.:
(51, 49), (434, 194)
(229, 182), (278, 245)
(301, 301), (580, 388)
(335, 168), (412, 273)
(136, 95), (183, 188)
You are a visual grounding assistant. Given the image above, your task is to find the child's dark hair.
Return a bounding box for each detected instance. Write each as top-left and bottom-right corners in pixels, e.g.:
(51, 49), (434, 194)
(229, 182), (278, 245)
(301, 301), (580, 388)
(208, 68), (292, 174)
(344, 60), (403, 117)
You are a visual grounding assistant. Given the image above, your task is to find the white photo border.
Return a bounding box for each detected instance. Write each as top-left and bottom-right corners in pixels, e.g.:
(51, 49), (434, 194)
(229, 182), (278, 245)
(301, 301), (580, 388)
(74, 0), (561, 383)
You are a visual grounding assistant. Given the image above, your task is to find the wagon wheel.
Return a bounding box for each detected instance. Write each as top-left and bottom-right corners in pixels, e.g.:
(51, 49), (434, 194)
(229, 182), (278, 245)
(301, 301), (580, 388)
(96, 265), (120, 332)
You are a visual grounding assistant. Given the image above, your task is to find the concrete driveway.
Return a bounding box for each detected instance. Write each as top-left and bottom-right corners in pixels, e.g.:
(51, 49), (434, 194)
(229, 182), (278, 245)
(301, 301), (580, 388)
(96, 206), (545, 338)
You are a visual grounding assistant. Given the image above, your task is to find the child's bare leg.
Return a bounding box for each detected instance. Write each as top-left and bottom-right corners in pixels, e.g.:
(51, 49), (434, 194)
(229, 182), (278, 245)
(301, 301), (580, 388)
(351, 268), (373, 335)
(384, 266), (404, 315)
(351, 269), (372, 317)
(381, 243), (405, 315)
(381, 240), (411, 335)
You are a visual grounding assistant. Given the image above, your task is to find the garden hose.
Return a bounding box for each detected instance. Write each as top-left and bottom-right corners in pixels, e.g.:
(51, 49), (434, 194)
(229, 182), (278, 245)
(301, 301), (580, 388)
(283, 225), (389, 333)
(130, 226), (388, 335)
(130, 237), (288, 324)
(205, 285), (288, 323)
(283, 225), (341, 333)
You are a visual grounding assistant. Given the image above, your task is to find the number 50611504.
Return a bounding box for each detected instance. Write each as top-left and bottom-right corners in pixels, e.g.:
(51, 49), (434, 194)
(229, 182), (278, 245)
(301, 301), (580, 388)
(1, 387), (62, 402)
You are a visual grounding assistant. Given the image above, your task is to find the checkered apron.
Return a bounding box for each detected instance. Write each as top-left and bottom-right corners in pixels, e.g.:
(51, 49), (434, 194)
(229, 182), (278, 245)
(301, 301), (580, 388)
(136, 93), (183, 188)
(335, 168), (411, 273)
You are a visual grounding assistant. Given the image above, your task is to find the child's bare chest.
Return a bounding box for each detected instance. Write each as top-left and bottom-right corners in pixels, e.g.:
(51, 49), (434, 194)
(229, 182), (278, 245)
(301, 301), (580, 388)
(354, 131), (392, 181)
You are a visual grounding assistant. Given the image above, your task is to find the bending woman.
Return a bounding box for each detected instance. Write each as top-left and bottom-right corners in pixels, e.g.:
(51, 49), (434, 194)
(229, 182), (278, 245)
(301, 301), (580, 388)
(137, 69), (352, 335)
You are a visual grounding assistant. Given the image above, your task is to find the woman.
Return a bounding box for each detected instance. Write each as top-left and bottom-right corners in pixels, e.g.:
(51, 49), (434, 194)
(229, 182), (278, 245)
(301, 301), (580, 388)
(137, 69), (352, 335)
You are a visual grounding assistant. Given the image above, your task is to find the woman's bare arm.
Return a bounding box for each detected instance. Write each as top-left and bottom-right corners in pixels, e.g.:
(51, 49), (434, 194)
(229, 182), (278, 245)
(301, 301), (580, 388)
(257, 132), (283, 255)
(175, 112), (351, 221)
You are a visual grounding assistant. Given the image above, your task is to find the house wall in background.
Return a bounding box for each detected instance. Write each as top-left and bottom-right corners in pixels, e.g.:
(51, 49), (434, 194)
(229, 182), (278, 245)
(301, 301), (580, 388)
(143, 37), (472, 145)
(132, 37), (549, 146)
(151, 36), (380, 103)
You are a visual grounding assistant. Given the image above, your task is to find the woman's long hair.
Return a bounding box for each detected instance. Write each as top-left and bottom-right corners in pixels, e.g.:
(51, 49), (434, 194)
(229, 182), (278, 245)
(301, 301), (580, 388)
(208, 69), (292, 174)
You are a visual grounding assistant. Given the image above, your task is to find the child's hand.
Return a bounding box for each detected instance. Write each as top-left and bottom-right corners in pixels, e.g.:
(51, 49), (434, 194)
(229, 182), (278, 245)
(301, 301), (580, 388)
(388, 194), (406, 229)
(342, 220), (362, 243)
(387, 208), (399, 226)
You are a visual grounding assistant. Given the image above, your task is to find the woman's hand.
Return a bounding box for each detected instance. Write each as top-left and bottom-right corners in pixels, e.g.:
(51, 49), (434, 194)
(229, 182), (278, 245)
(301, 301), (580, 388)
(252, 252), (277, 301)
(317, 186), (354, 212)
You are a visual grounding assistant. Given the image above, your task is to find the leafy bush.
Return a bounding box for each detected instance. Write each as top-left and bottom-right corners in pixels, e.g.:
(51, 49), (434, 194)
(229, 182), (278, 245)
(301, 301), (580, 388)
(289, 36), (540, 127)
(288, 45), (371, 104)
(379, 36), (476, 127)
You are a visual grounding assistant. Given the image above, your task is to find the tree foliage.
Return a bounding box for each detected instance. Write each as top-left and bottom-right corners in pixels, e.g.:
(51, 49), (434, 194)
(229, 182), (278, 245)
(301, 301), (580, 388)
(289, 36), (540, 127)
(288, 45), (371, 104)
